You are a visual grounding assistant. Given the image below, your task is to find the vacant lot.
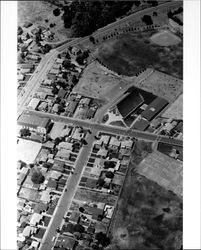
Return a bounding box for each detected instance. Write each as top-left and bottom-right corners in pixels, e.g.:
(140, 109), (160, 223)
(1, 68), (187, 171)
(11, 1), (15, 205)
(74, 188), (117, 206)
(97, 30), (183, 79)
(162, 94), (183, 119)
(17, 138), (42, 164)
(109, 173), (182, 250)
(134, 70), (182, 103)
(136, 151), (182, 197)
(18, 1), (70, 41)
(74, 61), (130, 102)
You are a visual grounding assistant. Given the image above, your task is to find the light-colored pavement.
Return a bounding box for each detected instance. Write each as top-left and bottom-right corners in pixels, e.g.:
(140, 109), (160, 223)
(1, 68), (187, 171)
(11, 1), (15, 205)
(26, 110), (182, 147)
(40, 129), (97, 250)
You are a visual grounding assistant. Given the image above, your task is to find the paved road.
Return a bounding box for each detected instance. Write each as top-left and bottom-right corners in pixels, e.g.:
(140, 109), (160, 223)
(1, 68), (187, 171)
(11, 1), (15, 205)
(40, 129), (97, 250)
(26, 110), (182, 147)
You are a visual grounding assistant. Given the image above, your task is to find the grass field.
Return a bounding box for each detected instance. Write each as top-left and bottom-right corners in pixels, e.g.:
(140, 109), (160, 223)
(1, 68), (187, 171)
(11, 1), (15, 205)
(136, 151), (182, 197)
(108, 172), (182, 250)
(134, 70), (182, 103)
(162, 94), (183, 119)
(97, 30), (183, 79)
(18, 1), (70, 41)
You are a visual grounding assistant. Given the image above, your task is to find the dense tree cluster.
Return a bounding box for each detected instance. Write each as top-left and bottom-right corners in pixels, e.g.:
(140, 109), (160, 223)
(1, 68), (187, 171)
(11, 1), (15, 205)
(62, 1), (134, 37)
(31, 170), (45, 184)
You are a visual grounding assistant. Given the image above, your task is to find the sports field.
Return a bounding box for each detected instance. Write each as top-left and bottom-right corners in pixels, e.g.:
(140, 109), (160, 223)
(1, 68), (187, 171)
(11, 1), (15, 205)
(17, 139), (42, 164)
(150, 30), (181, 46)
(97, 30), (183, 79)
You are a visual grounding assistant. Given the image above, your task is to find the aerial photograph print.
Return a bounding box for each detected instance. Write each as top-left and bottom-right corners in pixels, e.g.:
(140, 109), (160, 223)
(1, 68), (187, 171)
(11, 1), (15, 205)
(17, 1), (183, 250)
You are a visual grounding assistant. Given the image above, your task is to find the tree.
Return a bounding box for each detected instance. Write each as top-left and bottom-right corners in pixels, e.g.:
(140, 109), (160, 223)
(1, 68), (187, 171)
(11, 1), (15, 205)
(73, 224), (85, 233)
(95, 232), (110, 247)
(31, 171), (45, 184)
(79, 207), (85, 213)
(53, 8), (61, 16)
(62, 59), (71, 69)
(20, 128), (31, 137)
(72, 75), (78, 85)
(104, 161), (115, 169)
(55, 137), (62, 145)
(52, 87), (59, 95)
(96, 178), (105, 187)
(105, 171), (114, 179)
(89, 36), (95, 44)
(142, 15), (153, 25)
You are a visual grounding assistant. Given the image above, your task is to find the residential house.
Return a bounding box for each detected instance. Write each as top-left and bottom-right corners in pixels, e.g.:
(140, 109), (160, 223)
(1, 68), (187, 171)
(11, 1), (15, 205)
(27, 98), (40, 110)
(37, 101), (48, 111)
(71, 128), (84, 141)
(22, 226), (37, 237)
(55, 149), (71, 161)
(109, 137), (120, 148)
(58, 88), (67, 99)
(99, 135), (110, 146)
(30, 213), (43, 226)
(79, 98), (91, 106)
(121, 139), (133, 149)
(65, 101), (78, 114)
(58, 142), (73, 151)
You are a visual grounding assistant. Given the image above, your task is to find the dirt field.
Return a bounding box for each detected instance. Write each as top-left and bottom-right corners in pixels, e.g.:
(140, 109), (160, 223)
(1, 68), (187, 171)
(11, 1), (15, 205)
(150, 30), (181, 46)
(96, 30), (183, 79)
(17, 138), (42, 164)
(18, 1), (70, 41)
(73, 61), (130, 102)
(162, 94), (183, 119)
(134, 70), (182, 103)
(136, 151), (182, 197)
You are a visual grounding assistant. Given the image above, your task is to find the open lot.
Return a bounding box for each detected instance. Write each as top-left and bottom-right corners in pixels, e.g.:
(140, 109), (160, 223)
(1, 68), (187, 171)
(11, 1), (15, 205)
(96, 30), (182, 79)
(134, 70), (182, 103)
(162, 94), (183, 119)
(18, 1), (70, 42)
(17, 139), (42, 164)
(73, 61), (130, 102)
(74, 188), (117, 206)
(136, 151), (182, 197)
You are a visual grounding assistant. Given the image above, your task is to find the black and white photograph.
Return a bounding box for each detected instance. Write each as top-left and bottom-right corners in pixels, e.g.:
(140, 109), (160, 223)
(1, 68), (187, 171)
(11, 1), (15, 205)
(0, 1), (200, 250)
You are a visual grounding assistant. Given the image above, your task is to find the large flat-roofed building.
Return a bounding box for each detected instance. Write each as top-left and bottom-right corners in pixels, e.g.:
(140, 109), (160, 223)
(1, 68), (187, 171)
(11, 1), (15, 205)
(117, 90), (144, 119)
(141, 97), (169, 121)
(132, 118), (149, 131)
(17, 113), (51, 134)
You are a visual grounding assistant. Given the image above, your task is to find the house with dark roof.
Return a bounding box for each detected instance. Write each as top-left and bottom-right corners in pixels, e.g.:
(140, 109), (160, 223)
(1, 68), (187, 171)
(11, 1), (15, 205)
(17, 113), (51, 134)
(58, 88), (68, 99)
(117, 90), (144, 119)
(66, 101), (78, 114)
(141, 97), (169, 121)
